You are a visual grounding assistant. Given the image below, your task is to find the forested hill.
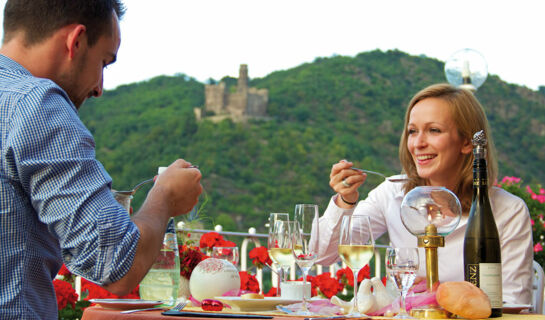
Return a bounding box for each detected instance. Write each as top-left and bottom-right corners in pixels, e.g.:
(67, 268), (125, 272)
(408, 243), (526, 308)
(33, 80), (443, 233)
(79, 49), (545, 232)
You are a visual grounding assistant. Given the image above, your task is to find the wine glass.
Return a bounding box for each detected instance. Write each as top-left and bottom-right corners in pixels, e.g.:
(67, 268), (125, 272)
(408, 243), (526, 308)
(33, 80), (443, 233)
(212, 246), (239, 267)
(338, 215), (374, 316)
(269, 220), (295, 291)
(292, 204), (319, 315)
(268, 212), (289, 296)
(385, 247), (419, 319)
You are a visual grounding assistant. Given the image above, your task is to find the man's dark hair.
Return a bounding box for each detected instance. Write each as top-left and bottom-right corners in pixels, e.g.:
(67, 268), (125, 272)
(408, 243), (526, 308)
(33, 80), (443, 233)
(2, 0), (126, 46)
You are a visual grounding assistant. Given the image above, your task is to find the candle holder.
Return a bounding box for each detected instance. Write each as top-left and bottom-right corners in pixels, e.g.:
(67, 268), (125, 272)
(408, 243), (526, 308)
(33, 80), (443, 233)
(444, 48), (488, 92)
(400, 186), (462, 318)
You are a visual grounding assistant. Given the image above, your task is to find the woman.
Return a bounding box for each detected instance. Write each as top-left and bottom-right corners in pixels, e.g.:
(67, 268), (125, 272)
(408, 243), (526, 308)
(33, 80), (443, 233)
(316, 83), (533, 304)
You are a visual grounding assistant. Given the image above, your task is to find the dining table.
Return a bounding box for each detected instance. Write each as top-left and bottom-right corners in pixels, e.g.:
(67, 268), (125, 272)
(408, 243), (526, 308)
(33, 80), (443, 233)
(81, 305), (544, 320)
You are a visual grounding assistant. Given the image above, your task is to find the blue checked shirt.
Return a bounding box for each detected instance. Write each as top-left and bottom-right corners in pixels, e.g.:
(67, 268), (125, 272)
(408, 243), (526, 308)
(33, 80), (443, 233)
(0, 55), (140, 319)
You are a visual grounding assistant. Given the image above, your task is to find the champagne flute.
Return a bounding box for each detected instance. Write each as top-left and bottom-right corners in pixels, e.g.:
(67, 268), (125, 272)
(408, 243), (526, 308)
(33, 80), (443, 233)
(268, 212), (289, 296)
(338, 215), (374, 316)
(269, 220), (296, 295)
(292, 204), (319, 316)
(386, 247), (419, 319)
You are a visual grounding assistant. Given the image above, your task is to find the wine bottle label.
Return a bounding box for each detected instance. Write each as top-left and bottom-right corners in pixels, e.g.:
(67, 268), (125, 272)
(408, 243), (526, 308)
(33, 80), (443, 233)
(467, 263), (502, 308)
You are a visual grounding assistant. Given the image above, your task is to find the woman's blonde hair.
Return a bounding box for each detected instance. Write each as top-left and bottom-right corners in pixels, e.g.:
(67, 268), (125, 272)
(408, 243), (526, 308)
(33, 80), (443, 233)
(398, 83), (498, 213)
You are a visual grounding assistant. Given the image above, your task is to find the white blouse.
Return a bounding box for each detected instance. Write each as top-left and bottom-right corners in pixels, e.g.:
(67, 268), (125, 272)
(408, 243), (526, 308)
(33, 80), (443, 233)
(316, 177), (534, 304)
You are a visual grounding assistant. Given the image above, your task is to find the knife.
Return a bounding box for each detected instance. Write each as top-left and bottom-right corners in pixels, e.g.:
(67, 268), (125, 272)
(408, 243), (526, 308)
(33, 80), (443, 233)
(162, 310), (273, 318)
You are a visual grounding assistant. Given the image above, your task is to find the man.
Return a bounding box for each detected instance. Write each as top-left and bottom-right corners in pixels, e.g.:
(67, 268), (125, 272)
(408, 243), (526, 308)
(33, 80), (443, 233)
(0, 1), (202, 318)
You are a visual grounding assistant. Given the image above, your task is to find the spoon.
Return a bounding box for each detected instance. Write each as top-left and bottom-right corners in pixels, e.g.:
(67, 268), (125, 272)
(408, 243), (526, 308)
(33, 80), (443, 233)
(351, 167), (408, 183)
(114, 178), (155, 196)
(114, 165), (200, 196)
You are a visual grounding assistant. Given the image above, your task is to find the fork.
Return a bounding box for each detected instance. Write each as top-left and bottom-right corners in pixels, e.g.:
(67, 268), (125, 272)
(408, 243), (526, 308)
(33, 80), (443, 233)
(351, 167), (408, 183)
(170, 301), (188, 312)
(120, 301), (187, 314)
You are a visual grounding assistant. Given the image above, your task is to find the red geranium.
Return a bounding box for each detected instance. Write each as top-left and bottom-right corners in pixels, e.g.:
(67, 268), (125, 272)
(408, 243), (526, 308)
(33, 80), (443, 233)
(199, 232), (225, 250)
(81, 278), (140, 301)
(264, 286), (277, 297)
(314, 272), (344, 298)
(179, 244), (208, 279)
(58, 264), (72, 277)
(53, 279), (78, 310)
(248, 246), (272, 269)
(239, 271), (260, 293)
(336, 265), (370, 287)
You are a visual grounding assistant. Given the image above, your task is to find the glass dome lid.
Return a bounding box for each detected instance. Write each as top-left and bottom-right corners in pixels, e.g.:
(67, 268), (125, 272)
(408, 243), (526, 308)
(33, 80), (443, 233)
(444, 48), (488, 91)
(400, 186), (462, 236)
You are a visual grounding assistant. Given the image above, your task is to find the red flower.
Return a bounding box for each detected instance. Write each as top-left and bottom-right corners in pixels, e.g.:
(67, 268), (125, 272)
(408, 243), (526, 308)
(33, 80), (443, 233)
(219, 240), (237, 247)
(296, 276), (318, 296)
(53, 279), (78, 311)
(336, 265), (370, 287)
(315, 273), (343, 298)
(264, 287), (277, 297)
(58, 264), (72, 277)
(199, 232), (225, 249)
(81, 278), (140, 301)
(239, 271), (260, 293)
(179, 244), (208, 279)
(248, 246), (272, 269)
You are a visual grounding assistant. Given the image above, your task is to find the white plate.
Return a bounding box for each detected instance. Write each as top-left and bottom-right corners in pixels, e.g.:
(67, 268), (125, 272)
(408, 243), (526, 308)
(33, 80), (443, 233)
(89, 299), (164, 310)
(502, 304), (532, 314)
(215, 297), (300, 311)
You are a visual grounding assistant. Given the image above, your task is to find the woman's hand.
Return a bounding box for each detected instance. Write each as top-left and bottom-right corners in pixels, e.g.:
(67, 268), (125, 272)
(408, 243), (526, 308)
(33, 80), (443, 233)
(329, 160), (366, 208)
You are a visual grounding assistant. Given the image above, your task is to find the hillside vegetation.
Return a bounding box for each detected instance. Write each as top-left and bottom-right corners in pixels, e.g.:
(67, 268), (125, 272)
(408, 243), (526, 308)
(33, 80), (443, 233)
(80, 49), (545, 232)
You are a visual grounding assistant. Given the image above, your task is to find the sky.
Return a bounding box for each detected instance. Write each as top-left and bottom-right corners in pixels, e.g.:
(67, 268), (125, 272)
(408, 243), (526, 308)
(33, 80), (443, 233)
(0, 0), (544, 91)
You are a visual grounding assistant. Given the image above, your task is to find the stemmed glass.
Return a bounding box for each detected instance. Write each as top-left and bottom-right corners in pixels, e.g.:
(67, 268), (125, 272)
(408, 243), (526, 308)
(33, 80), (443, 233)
(269, 220), (295, 296)
(268, 213), (289, 296)
(212, 246), (240, 267)
(292, 204), (319, 315)
(385, 247), (419, 319)
(338, 215), (374, 316)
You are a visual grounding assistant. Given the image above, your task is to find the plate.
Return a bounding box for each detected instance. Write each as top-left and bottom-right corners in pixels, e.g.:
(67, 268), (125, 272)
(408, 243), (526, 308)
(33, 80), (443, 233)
(89, 299), (164, 310)
(502, 304), (532, 314)
(215, 297), (300, 311)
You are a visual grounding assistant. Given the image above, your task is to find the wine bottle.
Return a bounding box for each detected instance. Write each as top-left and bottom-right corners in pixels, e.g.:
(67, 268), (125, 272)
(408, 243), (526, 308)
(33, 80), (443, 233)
(463, 130), (502, 317)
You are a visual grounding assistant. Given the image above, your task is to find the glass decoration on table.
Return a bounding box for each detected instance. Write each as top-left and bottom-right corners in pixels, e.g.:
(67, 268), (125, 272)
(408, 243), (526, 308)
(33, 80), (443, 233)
(292, 204), (319, 316)
(268, 212), (290, 296)
(212, 246), (240, 267)
(386, 247), (420, 319)
(338, 215), (374, 317)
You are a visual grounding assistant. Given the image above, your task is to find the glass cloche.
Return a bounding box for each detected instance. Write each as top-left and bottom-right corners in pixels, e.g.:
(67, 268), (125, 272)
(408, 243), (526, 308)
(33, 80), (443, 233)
(400, 186), (462, 236)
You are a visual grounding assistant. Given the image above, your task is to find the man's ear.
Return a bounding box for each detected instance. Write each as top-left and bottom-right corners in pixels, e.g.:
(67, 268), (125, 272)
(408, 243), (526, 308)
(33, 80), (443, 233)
(66, 25), (86, 60)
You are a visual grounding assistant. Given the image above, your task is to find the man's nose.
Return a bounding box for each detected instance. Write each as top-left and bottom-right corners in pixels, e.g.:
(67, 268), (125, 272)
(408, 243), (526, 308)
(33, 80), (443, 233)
(92, 76), (104, 97)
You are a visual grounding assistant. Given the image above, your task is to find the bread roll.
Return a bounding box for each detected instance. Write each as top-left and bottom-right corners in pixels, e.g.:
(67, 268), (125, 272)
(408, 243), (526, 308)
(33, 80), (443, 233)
(436, 281), (491, 319)
(241, 293), (264, 299)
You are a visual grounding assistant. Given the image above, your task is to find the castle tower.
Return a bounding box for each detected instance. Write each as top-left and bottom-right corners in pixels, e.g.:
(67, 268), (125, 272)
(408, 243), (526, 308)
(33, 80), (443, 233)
(237, 64), (248, 93)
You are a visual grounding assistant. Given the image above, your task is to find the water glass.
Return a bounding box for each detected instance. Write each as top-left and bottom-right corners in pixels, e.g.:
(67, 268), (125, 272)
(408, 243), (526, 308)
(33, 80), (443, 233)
(386, 247), (419, 319)
(292, 204), (319, 316)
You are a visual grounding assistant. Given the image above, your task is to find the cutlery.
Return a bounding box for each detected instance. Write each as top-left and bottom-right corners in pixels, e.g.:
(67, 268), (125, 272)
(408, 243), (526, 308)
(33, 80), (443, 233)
(120, 300), (187, 314)
(170, 301), (189, 312)
(115, 178), (155, 196)
(350, 167), (408, 183)
(120, 306), (167, 314)
(161, 310), (273, 318)
(114, 165), (199, 196)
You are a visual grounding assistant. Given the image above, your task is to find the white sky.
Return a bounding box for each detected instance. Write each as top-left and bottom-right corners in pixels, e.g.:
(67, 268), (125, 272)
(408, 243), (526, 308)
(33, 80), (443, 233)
(1, 0), (544, 91)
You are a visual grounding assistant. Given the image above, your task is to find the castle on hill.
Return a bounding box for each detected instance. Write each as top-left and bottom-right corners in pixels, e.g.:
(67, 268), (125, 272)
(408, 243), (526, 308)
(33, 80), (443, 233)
(194, 64), (269, 122)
